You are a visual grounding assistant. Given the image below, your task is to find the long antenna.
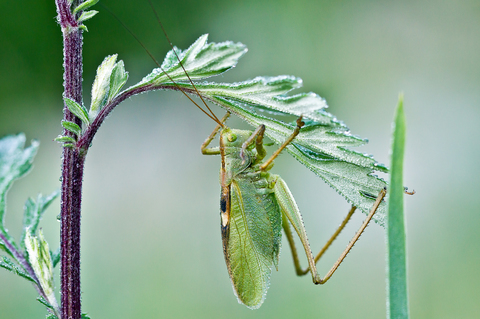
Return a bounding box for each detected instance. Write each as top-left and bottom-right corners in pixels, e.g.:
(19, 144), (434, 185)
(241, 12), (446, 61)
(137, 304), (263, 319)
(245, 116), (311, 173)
(100, 3), (223, 126)
(147, 0), (223, 125)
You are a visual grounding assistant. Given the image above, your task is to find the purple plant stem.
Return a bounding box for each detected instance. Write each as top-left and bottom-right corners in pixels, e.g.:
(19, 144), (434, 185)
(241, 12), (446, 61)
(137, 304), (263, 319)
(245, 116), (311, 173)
(55, 0), (84, 318)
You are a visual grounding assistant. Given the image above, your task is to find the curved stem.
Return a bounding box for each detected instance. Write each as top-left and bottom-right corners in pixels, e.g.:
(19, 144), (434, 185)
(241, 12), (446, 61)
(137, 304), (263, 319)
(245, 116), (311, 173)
(77, 84), (198, 150)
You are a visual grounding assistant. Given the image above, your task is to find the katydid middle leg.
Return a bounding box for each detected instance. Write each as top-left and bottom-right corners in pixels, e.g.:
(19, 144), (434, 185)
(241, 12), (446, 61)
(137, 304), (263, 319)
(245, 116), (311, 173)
(240, 116), (304, 165)
(260, 116), (304, 171)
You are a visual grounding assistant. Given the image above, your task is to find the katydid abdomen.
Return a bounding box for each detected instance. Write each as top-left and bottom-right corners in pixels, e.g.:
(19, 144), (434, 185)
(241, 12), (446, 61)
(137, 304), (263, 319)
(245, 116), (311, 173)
(222, 170), (283, 308)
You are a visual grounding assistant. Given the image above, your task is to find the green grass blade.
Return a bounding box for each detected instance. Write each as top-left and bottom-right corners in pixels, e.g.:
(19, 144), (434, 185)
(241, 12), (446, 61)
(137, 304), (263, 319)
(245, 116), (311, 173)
(386, 95), (409, 319)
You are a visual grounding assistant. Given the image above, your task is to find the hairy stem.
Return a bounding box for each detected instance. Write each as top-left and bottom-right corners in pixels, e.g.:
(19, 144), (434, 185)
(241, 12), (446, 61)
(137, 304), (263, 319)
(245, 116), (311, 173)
(56, 0), (84, 318)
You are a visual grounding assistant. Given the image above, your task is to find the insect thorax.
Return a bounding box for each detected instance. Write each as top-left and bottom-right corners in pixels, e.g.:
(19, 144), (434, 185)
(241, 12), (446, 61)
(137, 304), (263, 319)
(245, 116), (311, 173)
(220, 127), (271, 186)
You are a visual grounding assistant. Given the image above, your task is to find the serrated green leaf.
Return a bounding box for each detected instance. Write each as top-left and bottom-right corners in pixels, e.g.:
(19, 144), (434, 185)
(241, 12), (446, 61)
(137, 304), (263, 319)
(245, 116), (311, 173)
(161, 79), (388, 224)
(0, 134), (39, 253)
(107, 60), (128, 102)
(90, 55), (118, 120)
(386, 95), (409, 318)
(73, 0), (99, 14)
(129, 34), (247, 90)
(25, 230), (59, 314)
(124, 36), (388, 223)
(64, 97), (90, 125)
(61, 120), (82, 137)
(21, 190), (60, 251)
(0, 255), (36, 283)
(54, 135), (76, 143)
(195, 76), (342, 126)
(78, 10), (98, 23)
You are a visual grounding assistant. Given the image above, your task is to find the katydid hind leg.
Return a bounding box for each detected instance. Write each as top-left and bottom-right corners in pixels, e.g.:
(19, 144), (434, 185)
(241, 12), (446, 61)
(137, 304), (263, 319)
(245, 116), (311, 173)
(275, 175), (387, 284)
(281, 202), (356, 277)
(273, 175), (321, 283)
(317, 188), (386, 284)
(281, 212), (307, 276)
(313, 206), (356, 264)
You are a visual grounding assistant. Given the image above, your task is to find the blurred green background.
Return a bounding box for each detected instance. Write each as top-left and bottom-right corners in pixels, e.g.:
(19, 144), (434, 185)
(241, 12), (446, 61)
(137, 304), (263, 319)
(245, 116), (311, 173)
(1, 0), (479, 318)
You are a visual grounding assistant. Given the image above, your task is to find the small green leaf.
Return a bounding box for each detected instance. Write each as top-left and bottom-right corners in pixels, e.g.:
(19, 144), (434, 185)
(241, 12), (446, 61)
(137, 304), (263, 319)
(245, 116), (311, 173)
(90, 55), (118, 120)
(25, 230), (59, 314)
(62, 143), (75, 149)
(107, 60), (128, 102)
(79, 24), (88, 32)
(21, 190), (60, 251)
(37, 296), (53, 309)
(61, 120), (82, 137)
(0, 255), (36, 283)
(64, 97), (90, 125)
(50, 246), (60, 268)
(129, 34), (247, 90)
(0, 134), (39, 253)
(72, 0), (99, 14)
(46, 314), (58, 319)
(54, 135), (76, 143)
(78, 10), (98, 23)
(386, 95), (409, 319)
(81, 313), (92, 319)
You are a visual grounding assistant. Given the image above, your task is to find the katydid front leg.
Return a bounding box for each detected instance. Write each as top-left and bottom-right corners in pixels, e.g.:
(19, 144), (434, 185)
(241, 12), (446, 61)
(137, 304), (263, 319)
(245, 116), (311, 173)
(201, 112), (230, 155)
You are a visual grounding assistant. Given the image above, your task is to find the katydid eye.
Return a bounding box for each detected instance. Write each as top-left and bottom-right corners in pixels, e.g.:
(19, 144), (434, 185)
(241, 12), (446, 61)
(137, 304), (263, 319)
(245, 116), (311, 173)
(228, 133), (237, 142)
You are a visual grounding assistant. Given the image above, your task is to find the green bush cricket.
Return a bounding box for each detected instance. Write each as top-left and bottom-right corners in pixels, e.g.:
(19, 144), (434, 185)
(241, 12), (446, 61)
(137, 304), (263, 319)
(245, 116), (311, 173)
(200, 112), (386, 308)
(115, 1), (388, 309)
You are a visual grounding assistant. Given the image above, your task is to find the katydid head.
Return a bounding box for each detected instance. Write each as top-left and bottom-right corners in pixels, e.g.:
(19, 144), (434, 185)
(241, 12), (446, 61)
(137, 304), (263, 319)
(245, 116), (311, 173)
(219, 128), (257, 181)
(221, 127), (261, 162)
(220, 128), (252, 149)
